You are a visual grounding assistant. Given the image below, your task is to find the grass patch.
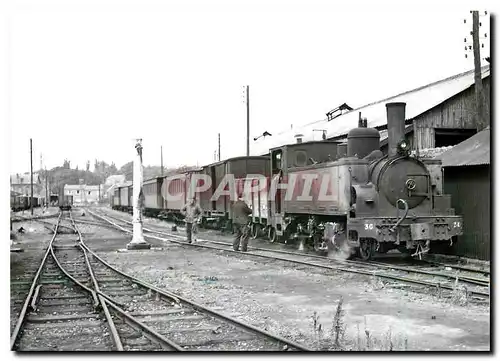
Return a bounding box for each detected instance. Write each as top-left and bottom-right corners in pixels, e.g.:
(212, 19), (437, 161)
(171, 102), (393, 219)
(310, 297), (409, 351)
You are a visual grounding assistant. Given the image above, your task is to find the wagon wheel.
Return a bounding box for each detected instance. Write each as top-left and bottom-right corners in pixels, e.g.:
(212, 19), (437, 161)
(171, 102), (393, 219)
(359, 239), (376, 261)
(313, 234), (326, 254)
(268, 227), (279, 243)
(251, 223), (260, 239)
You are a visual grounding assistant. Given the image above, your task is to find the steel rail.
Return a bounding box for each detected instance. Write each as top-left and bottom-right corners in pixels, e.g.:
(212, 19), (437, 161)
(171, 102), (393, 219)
(141, 226), (490, 288)
(77, 241), (124, 351)
(102, 300), (185, 351)
(68, 213), (185, 351)
(116, 216), (490, 287)
(94, 210), (491, 293)
(10, 212), (63, 350)
(11, 213), (60, 223)
(14, 210), (124, 351)
(88, 209), (489, 299)
(83, 210), (313, 351)
(420, 259), (490, 276)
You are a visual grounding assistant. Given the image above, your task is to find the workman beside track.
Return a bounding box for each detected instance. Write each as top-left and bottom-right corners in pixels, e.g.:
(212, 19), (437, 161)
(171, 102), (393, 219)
(181, 198), (202, 243)
(232, 196), (253, 252)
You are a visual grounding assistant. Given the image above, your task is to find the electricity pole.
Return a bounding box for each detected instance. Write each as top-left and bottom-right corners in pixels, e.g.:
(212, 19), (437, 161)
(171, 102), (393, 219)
(246, 85), (250, 156)
(161, 146), (164, 176)
(218, 133), (221, 161)
(30, 139), (33, 215)
(45, 167), (48, 206)
(472, 10), (485, 131)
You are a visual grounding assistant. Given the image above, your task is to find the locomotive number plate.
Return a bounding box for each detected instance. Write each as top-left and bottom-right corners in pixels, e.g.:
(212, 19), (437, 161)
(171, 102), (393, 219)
(364, 223), (374, 230)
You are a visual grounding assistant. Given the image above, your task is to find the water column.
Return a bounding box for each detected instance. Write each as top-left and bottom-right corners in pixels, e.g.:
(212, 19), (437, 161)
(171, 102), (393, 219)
(126, 139), (151, 250)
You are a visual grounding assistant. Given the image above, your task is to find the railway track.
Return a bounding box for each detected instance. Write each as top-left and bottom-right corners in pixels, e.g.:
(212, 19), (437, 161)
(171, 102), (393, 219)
(10, 213), (118, 351)
(87, 208), (490, 301)
(11, 210), (312, 351)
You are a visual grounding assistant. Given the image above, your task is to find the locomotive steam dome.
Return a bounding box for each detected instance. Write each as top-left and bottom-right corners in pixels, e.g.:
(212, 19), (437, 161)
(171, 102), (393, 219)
(347, 127), (380, 158)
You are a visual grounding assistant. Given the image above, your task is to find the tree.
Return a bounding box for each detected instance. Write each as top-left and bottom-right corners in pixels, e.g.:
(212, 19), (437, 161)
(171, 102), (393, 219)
(63, 159), (71, 169)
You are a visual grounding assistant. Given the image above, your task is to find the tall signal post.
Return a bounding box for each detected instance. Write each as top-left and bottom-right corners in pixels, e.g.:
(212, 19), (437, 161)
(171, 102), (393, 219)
(127, 139), (151, 250)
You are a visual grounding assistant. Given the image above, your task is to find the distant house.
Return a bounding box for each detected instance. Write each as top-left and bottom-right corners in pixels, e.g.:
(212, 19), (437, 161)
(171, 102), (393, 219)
(64, 184), (104, 204)
(10, 172), (43, 197)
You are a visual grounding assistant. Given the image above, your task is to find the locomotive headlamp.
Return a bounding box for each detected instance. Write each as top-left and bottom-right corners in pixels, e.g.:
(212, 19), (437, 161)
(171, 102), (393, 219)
(397, 139), (410, 156)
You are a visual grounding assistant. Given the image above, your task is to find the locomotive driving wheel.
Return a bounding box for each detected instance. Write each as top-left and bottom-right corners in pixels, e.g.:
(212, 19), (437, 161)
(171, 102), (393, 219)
(359, 238), (376, 261)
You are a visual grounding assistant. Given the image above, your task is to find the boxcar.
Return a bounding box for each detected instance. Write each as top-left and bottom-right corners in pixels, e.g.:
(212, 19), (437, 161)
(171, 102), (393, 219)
(112, 188), (119, 209)
(119, 185), (130, 212)
(143, 176), (164, 216)
(128, 184), (133, 213)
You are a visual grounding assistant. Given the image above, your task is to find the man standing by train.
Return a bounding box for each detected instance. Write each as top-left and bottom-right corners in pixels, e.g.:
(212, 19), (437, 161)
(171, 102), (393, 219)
(232, 195), (253, 252)
(181, 198), (202, 243)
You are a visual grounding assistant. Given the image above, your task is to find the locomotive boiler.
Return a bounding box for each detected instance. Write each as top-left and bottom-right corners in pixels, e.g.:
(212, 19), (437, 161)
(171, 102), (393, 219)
(267, 102), (463, 260)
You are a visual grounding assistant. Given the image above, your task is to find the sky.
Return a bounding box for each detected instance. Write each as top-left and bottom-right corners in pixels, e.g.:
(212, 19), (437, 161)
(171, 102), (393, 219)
(2, 0), (494, 174)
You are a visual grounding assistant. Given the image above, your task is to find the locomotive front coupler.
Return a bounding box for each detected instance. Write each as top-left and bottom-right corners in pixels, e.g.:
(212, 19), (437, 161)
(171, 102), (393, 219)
(411, 240), (430, 259)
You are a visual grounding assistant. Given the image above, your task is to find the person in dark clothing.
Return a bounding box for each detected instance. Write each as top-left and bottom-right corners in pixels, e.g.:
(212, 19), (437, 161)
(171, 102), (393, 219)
(232, 196), (252, 252)
(181, 198), (202, 243)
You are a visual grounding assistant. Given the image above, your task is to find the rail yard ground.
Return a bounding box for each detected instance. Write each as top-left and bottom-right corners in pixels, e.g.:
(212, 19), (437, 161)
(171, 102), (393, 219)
(10, 207), (490, 351)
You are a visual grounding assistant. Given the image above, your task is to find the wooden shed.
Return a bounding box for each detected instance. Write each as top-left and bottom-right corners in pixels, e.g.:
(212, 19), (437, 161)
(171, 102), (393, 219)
(437, 127), (491, 260)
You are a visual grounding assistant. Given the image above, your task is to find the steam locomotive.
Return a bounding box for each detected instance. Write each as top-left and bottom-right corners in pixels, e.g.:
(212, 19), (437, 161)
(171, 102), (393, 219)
(111, 102), (463, 260)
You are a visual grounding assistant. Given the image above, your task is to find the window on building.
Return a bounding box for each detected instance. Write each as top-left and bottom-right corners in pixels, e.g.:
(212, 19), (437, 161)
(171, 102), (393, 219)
(77, 190), (80, 194)
(434, 128), (477, 148)
(88, 191), (91, 195)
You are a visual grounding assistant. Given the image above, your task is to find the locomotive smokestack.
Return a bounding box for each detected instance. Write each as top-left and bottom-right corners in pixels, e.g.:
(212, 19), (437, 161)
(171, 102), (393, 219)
(386, 102), (406, 157)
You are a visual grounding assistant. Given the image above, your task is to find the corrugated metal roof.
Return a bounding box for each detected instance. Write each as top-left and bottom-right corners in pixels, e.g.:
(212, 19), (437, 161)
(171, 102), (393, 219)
(410, 146), (454, 158)
(437, 127), (490, 167)
(251, 65), (490, 156)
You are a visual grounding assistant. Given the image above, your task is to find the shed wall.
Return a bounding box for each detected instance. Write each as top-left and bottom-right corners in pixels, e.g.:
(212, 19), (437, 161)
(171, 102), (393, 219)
(413, 77), (490, 149)
(443, 165), (490, 260)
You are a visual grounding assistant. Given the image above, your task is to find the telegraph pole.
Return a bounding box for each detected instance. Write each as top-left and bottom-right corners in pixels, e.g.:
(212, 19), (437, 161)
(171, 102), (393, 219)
(472, 10), (485, 130)
(161, 146), (164, 176)
(218, 133), (221, 161)
(246, 85), (250, 156)
(45, 167), (48, 206)
(30, 139), (33, 215)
